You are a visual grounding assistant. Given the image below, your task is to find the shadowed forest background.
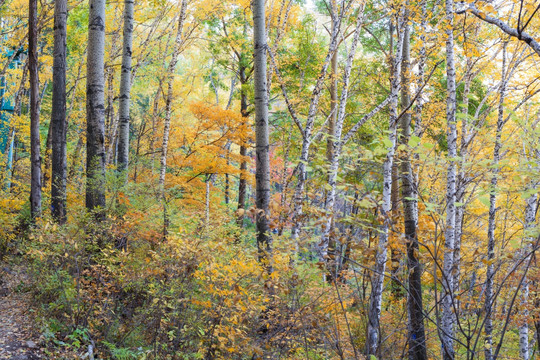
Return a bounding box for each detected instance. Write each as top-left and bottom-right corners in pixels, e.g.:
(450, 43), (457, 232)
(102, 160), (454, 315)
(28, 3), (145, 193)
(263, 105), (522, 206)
(1, 0), (540, 358)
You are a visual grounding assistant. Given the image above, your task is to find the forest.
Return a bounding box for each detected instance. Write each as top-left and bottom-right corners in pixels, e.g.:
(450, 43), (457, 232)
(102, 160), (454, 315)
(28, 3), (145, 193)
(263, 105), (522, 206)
(1, 0), (540, 358)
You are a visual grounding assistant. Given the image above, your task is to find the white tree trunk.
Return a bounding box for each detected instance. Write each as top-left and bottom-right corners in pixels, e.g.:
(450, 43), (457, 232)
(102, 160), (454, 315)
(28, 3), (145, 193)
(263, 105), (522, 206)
(159, 0), (188, 188)
(320, 4), (365, 263)
(86, 0), (107, 212)
(252, 0), (272, 266)
(441, 0), (458, 356)
(484, 43), (507, 360)
(519, 192), (536, 360)
(117, 0), (135, 176)
(289, 11), (343, 244)
(366, 15), (405, 356)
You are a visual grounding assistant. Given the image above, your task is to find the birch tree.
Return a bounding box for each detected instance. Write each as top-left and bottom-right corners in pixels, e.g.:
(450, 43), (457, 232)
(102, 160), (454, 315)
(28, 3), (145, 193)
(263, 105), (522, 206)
(237, 56), (249, 227)
(320, 3), (365, 264)
(86, 0), (107, 213)
(484, 43), (508, 360)
(519, 189), (537, 359)
(116, 0), (135, 177)
(159, 0), (188, 188)
(366, 14), (405, 356)
(319, 3), (392, 273)
(252, 0), (272, 266)
(272, 5), (343, 243)
(441, 0), (457, 356)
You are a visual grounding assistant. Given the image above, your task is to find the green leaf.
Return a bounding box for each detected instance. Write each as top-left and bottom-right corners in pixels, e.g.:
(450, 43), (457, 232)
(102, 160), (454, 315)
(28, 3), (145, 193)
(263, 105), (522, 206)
(409, 135), (421, 147)
(382, 138), (393, 148)
(479, 196), (491, 207)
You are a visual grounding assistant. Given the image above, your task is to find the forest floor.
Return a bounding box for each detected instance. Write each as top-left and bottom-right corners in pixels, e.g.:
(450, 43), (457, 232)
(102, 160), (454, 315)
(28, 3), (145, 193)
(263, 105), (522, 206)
(0, 258), (43, 360)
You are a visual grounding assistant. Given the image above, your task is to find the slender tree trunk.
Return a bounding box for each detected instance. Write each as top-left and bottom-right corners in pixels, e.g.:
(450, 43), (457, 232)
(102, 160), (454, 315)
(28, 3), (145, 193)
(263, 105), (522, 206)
(453, 58), (472, 299)
(366, 15), (404, 356)
(390, 162), (402, 297)
(320, 4), (365, 273)
(325, 11), (339, 279)
(150, 81), (161, 174)
(289, 12), (342, 244)
(224, 164), (230, 204)
(519, 192), (536, 360)
(86, 0), (107, 213)
(252, 0), (272, 268)
(42, 122), (52, 188)
(159, 0), (187, 188)
(205, 174), (211, 229)
(105, 68), (116, 165)
(158, 0), (187, 239)
(116, 0), (134, 177)
(441, 0), (458, 355)
(326, 16), (338, 167)
(277, 128), (291, 235)
(389, 21), (402, 298)
(237, 65), (248, 227)
(399, 20), (427, 360)
(51, 0), (68, 223)
(29, 0), (42, 220)
(485, 43), (507, 360)
(69, 130), (83, 178)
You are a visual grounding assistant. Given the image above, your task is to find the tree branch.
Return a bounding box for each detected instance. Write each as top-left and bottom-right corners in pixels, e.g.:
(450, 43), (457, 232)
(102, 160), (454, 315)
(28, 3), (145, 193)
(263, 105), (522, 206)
(456, 3), (540, 56)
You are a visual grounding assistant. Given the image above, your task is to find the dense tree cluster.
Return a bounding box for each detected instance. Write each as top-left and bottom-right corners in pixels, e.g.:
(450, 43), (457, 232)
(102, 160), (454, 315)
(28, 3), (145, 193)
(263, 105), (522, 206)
(1, 0), (540, 358)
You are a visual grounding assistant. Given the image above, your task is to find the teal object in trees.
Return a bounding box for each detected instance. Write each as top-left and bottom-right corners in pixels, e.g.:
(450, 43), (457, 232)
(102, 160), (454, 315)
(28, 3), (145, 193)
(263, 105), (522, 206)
(0, 46), (24, 189)
(0, 47), (23, 152)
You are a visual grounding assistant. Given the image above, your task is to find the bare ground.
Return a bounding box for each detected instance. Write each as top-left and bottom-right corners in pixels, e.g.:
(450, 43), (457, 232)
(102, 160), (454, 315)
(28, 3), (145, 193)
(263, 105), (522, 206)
(0, 263), (42, 360)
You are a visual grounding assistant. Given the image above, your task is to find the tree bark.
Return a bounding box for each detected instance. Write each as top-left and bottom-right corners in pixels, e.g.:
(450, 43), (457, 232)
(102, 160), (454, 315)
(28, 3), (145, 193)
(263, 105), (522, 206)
(320, 3), (365, 271)
(325, 9), (339, 279)
(116, 0), (134, 177)
(29, 0), (42, 220)
(485, 43), (507, 360)
(289, 10), (342, 244)
(519, 192), (536, 360)
(366, 15), (405, 356)
(51, 0), (68, 223)
(390, 162), (402, 297)
(456, 4), (540, 57)
(399, 20), (427, 360)
(441, 0), (458, 356)
(237, 61), (248, 227)
(86, 0), (107, 213)
(252, 0), (272, 268)
(159, 0), (188, 188)
(453, 57), (472, 301)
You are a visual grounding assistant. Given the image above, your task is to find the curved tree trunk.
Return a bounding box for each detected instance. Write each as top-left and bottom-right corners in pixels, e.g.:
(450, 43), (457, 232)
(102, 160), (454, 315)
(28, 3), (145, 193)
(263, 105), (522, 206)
(86, 0), (107, 213)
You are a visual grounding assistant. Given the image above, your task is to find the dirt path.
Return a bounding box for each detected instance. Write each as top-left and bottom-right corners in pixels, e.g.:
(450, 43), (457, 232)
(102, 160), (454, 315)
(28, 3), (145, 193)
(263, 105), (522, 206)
(0, 263), (42, 360)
